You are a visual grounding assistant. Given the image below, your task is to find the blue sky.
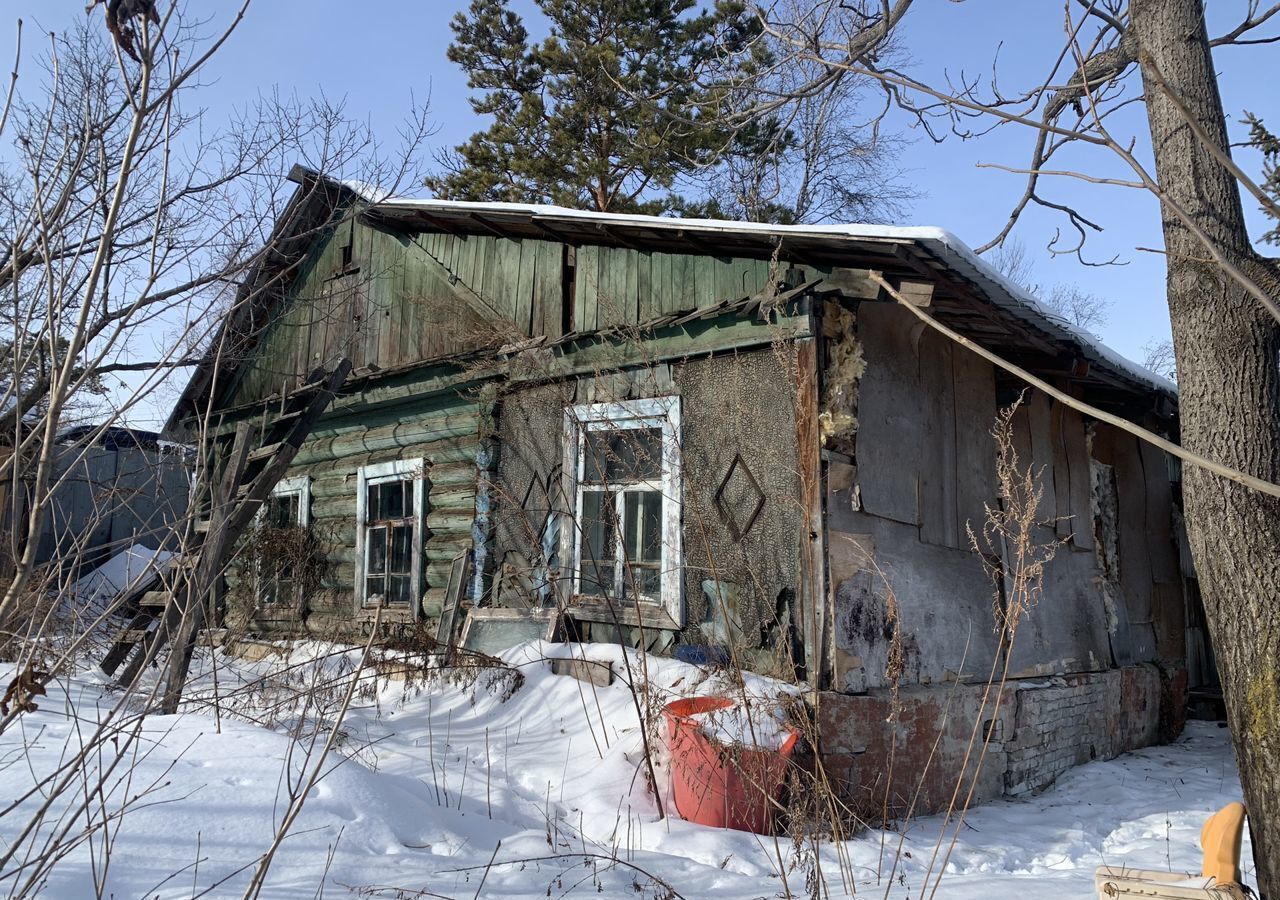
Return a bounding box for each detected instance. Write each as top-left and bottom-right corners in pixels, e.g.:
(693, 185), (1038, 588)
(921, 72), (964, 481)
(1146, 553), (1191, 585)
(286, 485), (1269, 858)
(4, 2), (1277, 426)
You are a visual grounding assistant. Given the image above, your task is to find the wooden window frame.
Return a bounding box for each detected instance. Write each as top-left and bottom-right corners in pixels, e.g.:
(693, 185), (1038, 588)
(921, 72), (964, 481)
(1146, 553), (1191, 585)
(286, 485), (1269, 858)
(560, 397), (683, 626)
(356, 459), (426, 613)
(255, 475), (311, 610)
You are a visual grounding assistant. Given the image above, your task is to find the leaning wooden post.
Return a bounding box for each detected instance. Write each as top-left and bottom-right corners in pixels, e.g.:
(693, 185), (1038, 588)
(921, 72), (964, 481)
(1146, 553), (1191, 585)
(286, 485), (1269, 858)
(157, 359), (351, 714)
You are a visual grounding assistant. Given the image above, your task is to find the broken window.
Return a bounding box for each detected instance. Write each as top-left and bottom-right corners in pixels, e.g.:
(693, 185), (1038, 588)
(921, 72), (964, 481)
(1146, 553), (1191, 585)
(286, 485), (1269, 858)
(357, 459), (424, 609)
(563, 398), (682, 622)
(257, 476), (310, 607)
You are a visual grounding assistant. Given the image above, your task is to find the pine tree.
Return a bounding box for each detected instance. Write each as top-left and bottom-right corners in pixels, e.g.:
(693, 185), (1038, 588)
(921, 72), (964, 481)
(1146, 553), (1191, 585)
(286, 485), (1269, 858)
(1245, 113), (1280, 245)
(427, 0), (767, 215)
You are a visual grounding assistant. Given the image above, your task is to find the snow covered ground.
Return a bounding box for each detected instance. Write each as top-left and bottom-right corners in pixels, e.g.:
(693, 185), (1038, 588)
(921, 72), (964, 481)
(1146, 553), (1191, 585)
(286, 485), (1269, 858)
(0, 641), (1252, 898)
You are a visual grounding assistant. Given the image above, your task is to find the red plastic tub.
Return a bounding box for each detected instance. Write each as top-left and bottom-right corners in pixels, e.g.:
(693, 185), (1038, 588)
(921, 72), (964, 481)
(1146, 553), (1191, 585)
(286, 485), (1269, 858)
(662, 696), (799, 834)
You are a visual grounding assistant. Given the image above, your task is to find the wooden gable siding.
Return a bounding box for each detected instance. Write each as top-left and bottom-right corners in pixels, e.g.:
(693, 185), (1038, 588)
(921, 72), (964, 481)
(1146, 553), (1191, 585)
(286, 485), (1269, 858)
(223, 221), (565, 410)
(221, 229), (786, 414)
(573, 246), (777, 331)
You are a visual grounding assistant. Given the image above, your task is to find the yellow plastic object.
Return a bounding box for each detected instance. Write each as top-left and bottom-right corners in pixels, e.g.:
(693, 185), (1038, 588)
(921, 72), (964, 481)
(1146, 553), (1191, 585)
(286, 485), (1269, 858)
(1200, 802), (1246, 885)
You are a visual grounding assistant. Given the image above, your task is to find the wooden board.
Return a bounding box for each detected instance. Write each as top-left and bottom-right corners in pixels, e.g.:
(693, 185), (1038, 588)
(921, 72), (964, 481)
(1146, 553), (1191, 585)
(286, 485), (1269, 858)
(460, 608), (557, 656)
(1062, 406), (1095, 551)
(1140, 440), (1179, 583)
(918, 330), (959, 547)
(856, 303), (922, 526)
(952, 349), (998, 543)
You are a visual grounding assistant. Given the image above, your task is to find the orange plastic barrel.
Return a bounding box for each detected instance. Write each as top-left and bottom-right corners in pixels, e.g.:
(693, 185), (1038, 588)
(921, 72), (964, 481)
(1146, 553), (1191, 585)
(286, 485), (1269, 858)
(662, 696), (799, 833)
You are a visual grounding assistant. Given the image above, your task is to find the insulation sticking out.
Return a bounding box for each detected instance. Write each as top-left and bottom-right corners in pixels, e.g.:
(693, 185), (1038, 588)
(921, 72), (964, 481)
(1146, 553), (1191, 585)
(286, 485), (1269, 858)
(1090, 456), (1122, 634)
(820, 302), (865, 448)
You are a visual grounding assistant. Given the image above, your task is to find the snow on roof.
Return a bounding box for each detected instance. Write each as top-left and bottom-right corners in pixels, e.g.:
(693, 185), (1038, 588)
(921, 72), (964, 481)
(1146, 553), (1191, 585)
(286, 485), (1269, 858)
(371, 195), (1176, 397)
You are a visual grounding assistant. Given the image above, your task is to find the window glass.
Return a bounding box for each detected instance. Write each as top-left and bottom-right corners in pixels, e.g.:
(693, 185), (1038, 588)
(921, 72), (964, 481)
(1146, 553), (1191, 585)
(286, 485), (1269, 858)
(362, 470), (419, 606)
(582, 427), (661, 484)
(367, 524), (387, 575)
(579, 489), (615, 597)
(259, 489), (304, 605)
(623, 490), (663, 598)
(569, 402), (678, 611)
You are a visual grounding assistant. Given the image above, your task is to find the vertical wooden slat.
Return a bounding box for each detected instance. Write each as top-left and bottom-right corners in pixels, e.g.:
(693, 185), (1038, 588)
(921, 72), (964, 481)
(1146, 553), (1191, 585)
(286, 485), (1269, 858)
(1051, 401), (1073, 538)
(512, 240), (535, 335)
(483, 237), (512, 321)
(531, 240), (561, 338)
(575, 244), (599, 331)
(919, 331), (959, 547)
(952, 350), (998, 540)
(1063, 407), (1095, 551)
(637, 250), (654, 321)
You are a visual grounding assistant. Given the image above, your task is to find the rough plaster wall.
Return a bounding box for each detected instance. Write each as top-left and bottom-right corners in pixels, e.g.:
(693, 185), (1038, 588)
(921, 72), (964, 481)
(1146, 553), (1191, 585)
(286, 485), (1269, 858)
(488, 351), (805, 671)
(675, 349), (805, 674)
(492, 381), (577, 608)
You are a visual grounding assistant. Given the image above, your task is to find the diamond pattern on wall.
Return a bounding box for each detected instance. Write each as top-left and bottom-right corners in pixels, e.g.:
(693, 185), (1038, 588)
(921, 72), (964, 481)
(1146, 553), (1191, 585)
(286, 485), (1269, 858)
(713, 454), (765, 542)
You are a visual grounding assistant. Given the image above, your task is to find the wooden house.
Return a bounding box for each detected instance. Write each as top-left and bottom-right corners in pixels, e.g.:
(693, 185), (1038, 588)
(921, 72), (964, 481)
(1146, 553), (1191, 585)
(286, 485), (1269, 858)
(166, 167), (1199, 813)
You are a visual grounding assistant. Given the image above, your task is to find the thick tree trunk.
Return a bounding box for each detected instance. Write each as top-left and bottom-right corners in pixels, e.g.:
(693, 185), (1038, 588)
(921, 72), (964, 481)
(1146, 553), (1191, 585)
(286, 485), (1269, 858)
(1129, 1), (1280, 892)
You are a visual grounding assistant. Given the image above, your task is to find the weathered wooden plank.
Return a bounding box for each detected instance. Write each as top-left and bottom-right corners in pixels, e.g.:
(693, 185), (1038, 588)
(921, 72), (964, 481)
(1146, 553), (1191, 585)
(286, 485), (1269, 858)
(919, 331), (959, 548)
(1113, 430), (1156, 660)
(1051, 401), (1073, 539)
(514, 239), (537, 335)
(952, 349), (997, 541)
(1140, 439), (1178, 583)
(694, 256), (717, 307)
(400, 238), (425, 363)
(636, 250), (654, 321)
(1027, 392), (1057, 524)
(1062, 406), (1095, 551)
(374, 231), (402, 367)
(575, 244), (599, 332)
(532, 240), (562, 338)
(596, 247), (625, 327)
(856, 303), (922, 526)
(481, 236), (511, 322)
(673, 253), (694, 312)
(624, 248), (640, 323)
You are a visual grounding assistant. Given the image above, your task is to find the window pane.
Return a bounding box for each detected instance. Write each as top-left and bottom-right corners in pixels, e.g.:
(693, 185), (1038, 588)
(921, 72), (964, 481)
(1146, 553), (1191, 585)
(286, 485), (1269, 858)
(276, 575), (294, 604)
(366, 575), (385, 599)
(641, 490), (662, 563)
(388, 574), (412, 604)
(623, 491), (663, 564)
(582, 427), (662, 483)
(382, 478), (407, 519)
(261, 580), (278, 605)
(623, 490), (663, 599)
(266, 493), (298, 528)
(579, 490), (615, 596)
(367, 525), (387, 575)
(366, 483), (380, 520)
(390, 524), (413, 575)
(625, 563), (661, 599)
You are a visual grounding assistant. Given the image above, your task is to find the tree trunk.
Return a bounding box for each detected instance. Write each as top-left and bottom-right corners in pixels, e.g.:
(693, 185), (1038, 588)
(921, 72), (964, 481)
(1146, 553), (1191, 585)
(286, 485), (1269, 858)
(1129, 1), (1280, 892)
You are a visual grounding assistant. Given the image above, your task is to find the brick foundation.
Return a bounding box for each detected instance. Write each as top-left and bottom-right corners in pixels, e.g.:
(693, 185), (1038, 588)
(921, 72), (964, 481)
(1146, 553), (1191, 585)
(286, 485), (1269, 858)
(818, 663), (1185, 820)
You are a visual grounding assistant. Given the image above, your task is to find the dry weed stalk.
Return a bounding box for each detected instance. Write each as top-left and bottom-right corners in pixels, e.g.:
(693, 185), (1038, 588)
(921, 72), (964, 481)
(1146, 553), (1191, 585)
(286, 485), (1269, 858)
(915, 395), (1065, 900)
